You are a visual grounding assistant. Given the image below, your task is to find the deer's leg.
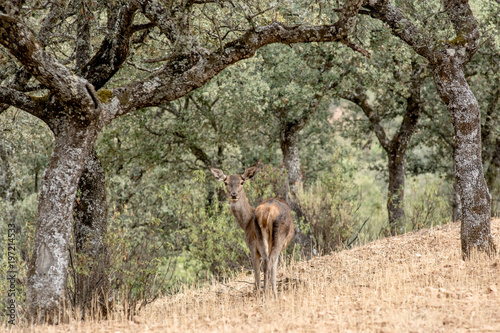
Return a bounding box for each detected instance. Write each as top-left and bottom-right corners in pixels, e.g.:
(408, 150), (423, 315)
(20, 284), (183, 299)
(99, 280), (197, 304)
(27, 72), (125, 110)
(256, 238), (270, 294)
(252, 250), (261, 293)
(269, 245), (282, 298)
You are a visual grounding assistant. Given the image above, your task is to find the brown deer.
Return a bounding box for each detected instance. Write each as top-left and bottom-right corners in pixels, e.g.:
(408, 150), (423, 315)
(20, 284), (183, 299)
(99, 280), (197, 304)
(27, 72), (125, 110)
(210, 165), (294, 298)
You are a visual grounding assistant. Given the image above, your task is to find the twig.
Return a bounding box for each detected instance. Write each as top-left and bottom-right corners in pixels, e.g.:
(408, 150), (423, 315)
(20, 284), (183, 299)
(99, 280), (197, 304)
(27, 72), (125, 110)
(347, 217), (370, 248)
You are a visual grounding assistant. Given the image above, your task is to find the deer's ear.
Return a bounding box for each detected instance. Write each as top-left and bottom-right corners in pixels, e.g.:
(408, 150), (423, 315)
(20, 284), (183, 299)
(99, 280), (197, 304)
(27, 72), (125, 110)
(210, 167), (227, 182)
(242, 164), (259, 181)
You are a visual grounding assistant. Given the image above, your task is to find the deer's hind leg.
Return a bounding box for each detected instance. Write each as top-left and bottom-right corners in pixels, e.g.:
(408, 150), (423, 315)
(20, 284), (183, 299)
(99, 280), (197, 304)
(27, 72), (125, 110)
(254, 225), (270, 295)
(257, 238), (270, 294)
(251, 250), (261, 293)
(268, 244), (282, 298)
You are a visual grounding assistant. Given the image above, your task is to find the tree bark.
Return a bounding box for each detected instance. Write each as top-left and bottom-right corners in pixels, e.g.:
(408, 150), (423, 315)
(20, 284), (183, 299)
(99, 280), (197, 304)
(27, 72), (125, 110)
(432, 61), (494, 257)
(280, 131), (302, 197)
(452, 176), (462, 222)
(72, 150), (110, 318)
(387, 154), (405, 234)
(279, 124), (313, 257)
(26, 119), (99, 323)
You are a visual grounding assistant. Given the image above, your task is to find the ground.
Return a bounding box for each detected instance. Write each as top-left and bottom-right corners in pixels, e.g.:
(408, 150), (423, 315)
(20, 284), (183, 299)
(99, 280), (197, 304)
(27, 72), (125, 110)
(5, 220), (500, 332)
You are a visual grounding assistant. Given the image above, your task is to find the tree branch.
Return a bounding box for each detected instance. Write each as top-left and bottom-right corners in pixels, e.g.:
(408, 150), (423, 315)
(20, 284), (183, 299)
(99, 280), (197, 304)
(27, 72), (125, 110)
(75, 0), (92, 71)
(104, 20), (370, 122)
(0, 87), (44, 116)
(341, 87), (391, 152)
(80, 1), (140, 89)
(443, 0), (480, 61)
(361, 0), (435, 61)
(136, 0), (190, 51)
(390, 61), (425, 156)
(0, 4), (92, 105)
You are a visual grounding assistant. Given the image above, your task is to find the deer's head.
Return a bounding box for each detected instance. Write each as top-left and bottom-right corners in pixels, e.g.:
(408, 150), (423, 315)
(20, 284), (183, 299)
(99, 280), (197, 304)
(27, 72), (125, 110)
(210, 165), (259, 202)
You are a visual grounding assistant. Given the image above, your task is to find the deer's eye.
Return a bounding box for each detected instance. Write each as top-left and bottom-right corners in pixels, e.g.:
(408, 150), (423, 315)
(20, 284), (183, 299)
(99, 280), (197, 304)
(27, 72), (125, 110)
(240, 181), (244, 185)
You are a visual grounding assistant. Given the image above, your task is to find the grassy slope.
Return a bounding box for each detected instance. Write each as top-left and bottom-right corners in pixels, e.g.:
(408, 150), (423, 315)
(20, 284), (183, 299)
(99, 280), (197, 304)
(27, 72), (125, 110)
(6, 220), (500, 332)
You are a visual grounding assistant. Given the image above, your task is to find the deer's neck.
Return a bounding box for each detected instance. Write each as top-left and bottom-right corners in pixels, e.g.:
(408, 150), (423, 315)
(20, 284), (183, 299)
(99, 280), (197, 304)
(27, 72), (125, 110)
(229, 191), (255, 230)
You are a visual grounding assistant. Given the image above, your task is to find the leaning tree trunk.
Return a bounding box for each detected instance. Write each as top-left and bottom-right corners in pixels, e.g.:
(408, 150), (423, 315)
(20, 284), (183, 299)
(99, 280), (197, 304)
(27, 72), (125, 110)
(27, 118), (98, 324)
(387, 154), (405, 234)
(72, 149), (110, 319)
(432, 65), (495, 257)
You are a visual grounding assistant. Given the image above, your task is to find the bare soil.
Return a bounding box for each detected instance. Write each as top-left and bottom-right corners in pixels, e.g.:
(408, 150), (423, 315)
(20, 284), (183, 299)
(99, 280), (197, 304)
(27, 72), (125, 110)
(6, 219), (500, 332)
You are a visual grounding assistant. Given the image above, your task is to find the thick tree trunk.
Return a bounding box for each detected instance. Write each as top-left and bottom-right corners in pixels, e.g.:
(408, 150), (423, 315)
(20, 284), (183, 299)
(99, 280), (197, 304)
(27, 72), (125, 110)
(281, 138), (302, 197)
(279, 129), (313, 258)
(387, 155), (405, 235)
(432, 66), (495, 257)
(72, 149), (110, 318)
(27, 122), (98, 323)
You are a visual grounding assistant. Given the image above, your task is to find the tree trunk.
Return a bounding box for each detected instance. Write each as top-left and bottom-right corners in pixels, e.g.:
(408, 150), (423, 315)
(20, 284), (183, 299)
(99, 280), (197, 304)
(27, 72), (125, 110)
(27, 120), (98, 323)
(432, 66), (495, 258)
(361, 0), (494, 257)
(72, 149), (110, 318)
(281, 137), (302, 197)
(279, 128), (313, 258)
(387, 154), (405, 235)
(344, 61), (422, 236)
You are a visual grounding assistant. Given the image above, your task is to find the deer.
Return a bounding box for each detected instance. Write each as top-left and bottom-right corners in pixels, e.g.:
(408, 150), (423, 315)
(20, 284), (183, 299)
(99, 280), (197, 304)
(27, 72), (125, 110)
(210, 165), (294, 298)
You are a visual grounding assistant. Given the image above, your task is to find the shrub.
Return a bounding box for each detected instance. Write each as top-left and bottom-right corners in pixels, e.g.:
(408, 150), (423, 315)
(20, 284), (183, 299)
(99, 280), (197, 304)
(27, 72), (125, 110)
(245, 163), (288, 206)
(105, 205), (176, 318)
(297, 170), (361, 255)
(405, 175), (451, 231)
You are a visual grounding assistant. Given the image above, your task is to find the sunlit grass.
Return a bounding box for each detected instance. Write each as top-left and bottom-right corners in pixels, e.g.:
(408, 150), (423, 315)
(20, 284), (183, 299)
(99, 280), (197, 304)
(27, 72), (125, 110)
(4, 220), (500, 332)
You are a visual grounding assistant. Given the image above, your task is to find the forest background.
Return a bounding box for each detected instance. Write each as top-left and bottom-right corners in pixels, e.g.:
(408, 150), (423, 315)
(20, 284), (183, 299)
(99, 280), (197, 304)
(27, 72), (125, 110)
(0, 0), (499, 323)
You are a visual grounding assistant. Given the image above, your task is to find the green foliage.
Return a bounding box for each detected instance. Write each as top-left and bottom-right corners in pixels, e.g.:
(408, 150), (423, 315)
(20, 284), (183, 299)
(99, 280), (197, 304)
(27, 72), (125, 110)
(245, 164), (288, 206)
(296, 154), (361, 254)
(405, 175), (451, 231)
(106, 204), (176, 316)
(183, 199), (248, 278)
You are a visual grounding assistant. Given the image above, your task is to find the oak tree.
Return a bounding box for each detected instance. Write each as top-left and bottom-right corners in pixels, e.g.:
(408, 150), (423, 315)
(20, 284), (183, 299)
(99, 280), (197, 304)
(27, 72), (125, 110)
(0, 0), (365, 322)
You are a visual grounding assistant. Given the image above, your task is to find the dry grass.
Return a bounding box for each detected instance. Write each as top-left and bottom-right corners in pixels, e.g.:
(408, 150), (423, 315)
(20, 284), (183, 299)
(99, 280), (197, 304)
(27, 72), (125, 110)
(5, 219), (500, 332)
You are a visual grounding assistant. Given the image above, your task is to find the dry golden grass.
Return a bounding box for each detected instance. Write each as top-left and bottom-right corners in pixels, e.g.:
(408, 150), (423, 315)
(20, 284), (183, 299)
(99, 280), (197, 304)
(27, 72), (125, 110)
(5, 219), (500, 332)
